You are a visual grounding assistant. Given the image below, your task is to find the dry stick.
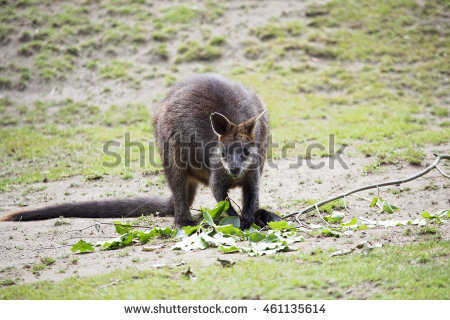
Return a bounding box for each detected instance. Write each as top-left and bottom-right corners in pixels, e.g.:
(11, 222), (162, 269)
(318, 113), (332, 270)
(94, 220), (154, 229)
(283, 153), (450, 221)
(62, 235), (118, 242)
(350, 193), (384, 213)
(32, 244), (74, 251)
(67, 224), (97, 233)
(314, 203), (330, 226)
(227, 196), (242, 213)
(436, 165), (450, 178)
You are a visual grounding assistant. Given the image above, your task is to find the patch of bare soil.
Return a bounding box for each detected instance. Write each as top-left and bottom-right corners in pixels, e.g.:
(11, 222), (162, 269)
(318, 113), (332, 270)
(0, 144), (448, 284)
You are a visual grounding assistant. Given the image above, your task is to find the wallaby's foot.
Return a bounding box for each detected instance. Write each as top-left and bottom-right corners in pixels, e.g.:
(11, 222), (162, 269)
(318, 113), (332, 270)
(254, 208), (282, 227)
(240, 216), (254, 230)
(174, 218), (196, 229)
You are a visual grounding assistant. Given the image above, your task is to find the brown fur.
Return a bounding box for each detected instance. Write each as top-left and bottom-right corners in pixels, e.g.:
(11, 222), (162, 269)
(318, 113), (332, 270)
(1, 74), (280, 229)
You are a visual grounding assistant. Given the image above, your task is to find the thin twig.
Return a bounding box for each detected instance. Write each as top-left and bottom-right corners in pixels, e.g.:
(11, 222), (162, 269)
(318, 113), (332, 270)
(61, 235), (118, 242)
(67, 224), (97, 233)
(32, 244), (74, 251)
(282, 153), (450, 221)
(260, 224), (312, 232)
(94, 220), (154, 229)
(350, 194), (383, 211)
(315, 204), (330, 226)
(343, 195), (353, 215)
(227, 196), (242, 213)
(436, 165), (450, 178)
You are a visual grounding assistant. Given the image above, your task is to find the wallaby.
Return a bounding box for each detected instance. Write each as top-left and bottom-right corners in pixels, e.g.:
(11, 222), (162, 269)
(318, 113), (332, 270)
(1, 74), (281, 229)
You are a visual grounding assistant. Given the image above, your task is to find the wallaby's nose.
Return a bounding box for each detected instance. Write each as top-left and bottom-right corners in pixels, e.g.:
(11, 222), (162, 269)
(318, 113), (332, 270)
(229, 167), (241, 176)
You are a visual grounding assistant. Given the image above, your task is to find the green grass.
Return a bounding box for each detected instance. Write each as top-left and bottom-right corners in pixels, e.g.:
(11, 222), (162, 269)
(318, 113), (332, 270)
(0, 99), (157, 191)
(99, 60), (133, 79)
(161, 5), (200, 24)
(251, 20), (304, 40)
(151, 43), (169, 60)
(175, 39), (224, 63)
(152, 27), (177, 42)
(0, 0), (448, 188)
(1, 241), (448, 299)
(0, 23), (14, 41)
(103, 23), (147, 44)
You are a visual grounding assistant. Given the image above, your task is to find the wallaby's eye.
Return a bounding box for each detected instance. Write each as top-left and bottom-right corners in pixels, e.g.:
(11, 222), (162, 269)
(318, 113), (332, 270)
(221, 147), (226, 158)
(243, 146), (250, 156)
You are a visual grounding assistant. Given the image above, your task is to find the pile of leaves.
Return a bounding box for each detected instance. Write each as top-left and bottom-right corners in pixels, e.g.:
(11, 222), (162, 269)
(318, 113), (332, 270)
(71, 198), (449, 255)
(71, 201), (304, 256)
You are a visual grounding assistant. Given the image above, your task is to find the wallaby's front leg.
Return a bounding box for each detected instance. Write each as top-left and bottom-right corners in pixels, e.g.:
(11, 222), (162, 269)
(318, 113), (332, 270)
(241, 172), (260, 229)
(210, 171), (239, 217)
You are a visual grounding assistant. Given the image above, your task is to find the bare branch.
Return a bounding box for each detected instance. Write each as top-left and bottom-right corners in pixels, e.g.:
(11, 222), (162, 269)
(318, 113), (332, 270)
(283, 153), (450, 221)
(93, 220), (155, 229)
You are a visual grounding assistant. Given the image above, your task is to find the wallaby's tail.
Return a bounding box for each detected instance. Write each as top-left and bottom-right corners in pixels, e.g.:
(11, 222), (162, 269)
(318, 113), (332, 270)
(0, 197), (174, 221)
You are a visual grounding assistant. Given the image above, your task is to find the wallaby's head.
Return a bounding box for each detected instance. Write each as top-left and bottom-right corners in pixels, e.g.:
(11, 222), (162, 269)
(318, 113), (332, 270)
(210, 111), (266, 178)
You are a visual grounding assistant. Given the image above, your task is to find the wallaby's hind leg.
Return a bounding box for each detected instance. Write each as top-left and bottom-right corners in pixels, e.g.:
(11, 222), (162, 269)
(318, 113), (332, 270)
(254, 208), (282, 227)
(165, 168), (195, 228)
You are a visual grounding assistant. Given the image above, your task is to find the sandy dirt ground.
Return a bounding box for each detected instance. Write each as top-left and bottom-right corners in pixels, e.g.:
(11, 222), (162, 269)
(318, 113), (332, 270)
(0, 0), (448, 286)
(0, 144), (448, 284)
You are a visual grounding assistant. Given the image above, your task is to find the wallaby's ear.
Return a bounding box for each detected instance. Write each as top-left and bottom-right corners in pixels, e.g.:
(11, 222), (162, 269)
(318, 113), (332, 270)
(210, 112), (235, 136)
(243, 110), (267, 137)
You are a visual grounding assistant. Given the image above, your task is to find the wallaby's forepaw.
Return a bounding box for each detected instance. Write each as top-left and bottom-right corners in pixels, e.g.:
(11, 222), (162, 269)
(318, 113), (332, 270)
(254, 208), (282, 227)
(240, 216), (254, 230)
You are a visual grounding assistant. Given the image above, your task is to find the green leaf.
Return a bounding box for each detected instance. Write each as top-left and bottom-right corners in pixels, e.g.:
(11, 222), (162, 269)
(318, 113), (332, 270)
(330, 211), (345, 222)
(248, 232), (266, 243)
(219, 245), (241, 253)
(370, 196), (378, 207)
(324, 211), (345, 223)
(181, 225), (201, 236)
(358, 224), (368, 230)
(421, 211), (431, 219)
(216, 224), (244, 236)
(321, 227), (342, 237)
(114, 222), (133, 235)
(202, 209), (215, 226)
(136, 227), (176, 243)
(210, 233), (237, 247)
(172, 233), (209, 251)
(219, 216), (240, 228)
(157, 227), (177, 237)
(247, 242), (292, 256)
(120, 232), (136, 245)
(136, 231), (152, 243)
(243, 225), (261, 235)
(71, 239), (94, 253)
(341, 217), (357, 226)
(278, 231), (305, 244)
(267, 220), (290, 230)
(382, 200), (399, 214)
(421, 210), (449, 220)
(207, 201), (229, 219)
(174, 229), (188, 240)
(265, 233), (280, 243)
